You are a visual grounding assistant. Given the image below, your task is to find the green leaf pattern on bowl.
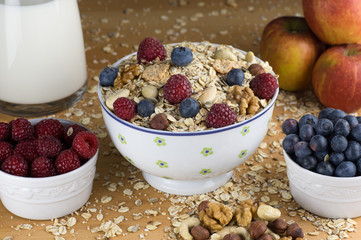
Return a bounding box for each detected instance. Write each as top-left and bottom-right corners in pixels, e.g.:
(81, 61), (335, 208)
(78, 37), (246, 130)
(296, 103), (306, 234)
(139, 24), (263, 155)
(156, 160), (168, 168)
(238, 149), (247, 159)
(118, 134), (127, 144)
(201, 147), (213, 156)
(241, 126), (250, 136)
(125, 156), (134, 164)
(154, 137), (166, 146)
(200, 169), (211, 175)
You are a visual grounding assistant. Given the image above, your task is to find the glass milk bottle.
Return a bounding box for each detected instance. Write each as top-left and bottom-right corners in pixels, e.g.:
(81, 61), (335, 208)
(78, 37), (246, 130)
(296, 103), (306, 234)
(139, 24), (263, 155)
(0, 0), (87, 116)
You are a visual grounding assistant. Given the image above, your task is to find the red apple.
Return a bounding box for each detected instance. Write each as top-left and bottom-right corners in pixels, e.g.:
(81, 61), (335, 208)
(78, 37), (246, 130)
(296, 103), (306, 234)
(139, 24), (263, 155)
(260, 16), (325, 91)
(312, 44), (361, 113)
(302, 0), (361, 45)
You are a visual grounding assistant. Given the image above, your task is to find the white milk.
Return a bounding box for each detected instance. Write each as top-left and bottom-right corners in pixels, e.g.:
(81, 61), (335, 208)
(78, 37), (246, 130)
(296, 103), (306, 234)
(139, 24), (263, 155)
(0, 0), (87, 104)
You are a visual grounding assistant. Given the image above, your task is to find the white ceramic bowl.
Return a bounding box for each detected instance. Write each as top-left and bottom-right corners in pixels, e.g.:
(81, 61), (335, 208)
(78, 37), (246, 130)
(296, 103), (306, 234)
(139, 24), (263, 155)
(98, 46), (278, 196)
(0, 118), (98, 220)
(284, 150), (361, 218)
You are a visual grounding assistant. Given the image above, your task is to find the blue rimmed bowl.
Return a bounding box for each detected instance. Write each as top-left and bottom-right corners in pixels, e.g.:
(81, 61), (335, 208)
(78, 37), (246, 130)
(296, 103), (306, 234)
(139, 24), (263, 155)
(97, 46), (278, 196)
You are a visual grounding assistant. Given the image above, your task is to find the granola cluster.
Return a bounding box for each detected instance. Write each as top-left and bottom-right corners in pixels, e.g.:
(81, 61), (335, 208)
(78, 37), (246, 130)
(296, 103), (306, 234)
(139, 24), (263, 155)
(100, 41), (275, 132)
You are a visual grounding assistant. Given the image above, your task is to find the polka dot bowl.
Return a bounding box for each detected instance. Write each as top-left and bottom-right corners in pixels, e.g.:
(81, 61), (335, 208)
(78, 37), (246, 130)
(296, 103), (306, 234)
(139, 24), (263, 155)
(0, 118), (99, 220)
(98, 46), (278, 196)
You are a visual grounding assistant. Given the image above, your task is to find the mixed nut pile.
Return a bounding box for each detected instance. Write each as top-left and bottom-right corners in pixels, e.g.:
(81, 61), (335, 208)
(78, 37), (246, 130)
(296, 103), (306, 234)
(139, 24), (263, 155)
(179, 199), (304, 240)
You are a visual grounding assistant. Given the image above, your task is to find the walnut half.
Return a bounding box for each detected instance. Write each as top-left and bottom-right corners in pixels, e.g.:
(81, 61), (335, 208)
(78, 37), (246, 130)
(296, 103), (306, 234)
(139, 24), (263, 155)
(114, 64), (143, 89)
(199, 201), (233, 232)
(227, 85), (260, 115)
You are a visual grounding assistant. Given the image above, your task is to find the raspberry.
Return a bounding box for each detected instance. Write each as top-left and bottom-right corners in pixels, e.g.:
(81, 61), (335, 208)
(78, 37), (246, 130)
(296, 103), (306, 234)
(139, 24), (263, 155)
(72, 131), (99, 159)
(205, 103), (237, 128)
(63, 124), (87, 146)
(137, 37), (167, 64)
(249, 73), (278, 100)
(113, 97), (137, 121)
(14, 140), (39, 164)
(35, 119), (64, 140)
(0, 141), (13, 165)
(0, 122), (11, 141)
(1, 154), (28, 177)
(55, 149), (81, 174)
(163, 74), (192, 104)
(11, 118), (35, 142)
(36, 135), (62, 158)
(31, 156), (56, 177)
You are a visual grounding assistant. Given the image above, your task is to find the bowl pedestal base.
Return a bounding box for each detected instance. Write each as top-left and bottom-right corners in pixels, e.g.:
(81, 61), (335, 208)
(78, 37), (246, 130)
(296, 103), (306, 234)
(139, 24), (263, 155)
(142, 171), (233, 196)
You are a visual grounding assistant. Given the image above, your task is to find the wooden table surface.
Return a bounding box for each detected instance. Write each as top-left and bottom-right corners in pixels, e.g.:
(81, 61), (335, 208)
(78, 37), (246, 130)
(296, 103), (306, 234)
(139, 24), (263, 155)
(1, 0), (360, 239)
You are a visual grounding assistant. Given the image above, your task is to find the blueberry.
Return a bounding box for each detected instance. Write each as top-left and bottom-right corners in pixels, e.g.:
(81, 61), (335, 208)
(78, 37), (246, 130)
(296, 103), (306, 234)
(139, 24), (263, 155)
(313, 151), (328, 162)
(309, 134), (328, 152)
(316, 161), (335, 176)
(281, 118), (299, 135)
(226, 68), (245, 86)
(299, 156), (318, 171)
(318, 108), (334, 119)
(179, 98), (200, 118)
(294, 141), (312, 159)
(99, 66), (119, 87)
(344, 141), (361, 162)
(299, 124), (314, 141)
(330, 135), (348, 152)
(299, 114), (318, 129)
(329, 152), (345, 166)
(314, 118), (333, 136)
(137, 99), (155, 117)
(350, 124), (361, 142)
(343, 115), (359, 128)
(357, 116), (361, 124)
(282, 134), (300, 154)
(171, 47), (193, 66)
(328, 109), (346, 124)
(333, 119), (351, 137)
(356, 158), (361, 173)
(335, 161), (356, 177)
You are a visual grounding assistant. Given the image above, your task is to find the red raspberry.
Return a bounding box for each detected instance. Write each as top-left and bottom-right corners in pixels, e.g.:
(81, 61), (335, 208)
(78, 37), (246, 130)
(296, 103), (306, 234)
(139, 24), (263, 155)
(11, 118), (35, 142)
(55, 149), (81, 174)
(113, 97), (137, 121)
(14, 140), (39, 164)
(63, 124), (87, 146)
(31, 156), (57, 177)
(205, 103), (237, 128)
(35, 119), (64, 140)
(249, 73), (278, 100)
(0, 141), (13, 165)
(72, 131), (99, 159)
(36, 135), (62, 158)
(137, 37), (167, 64)
(163, 74), (192, 104)
(0, 122), (11, 141)
(1, 154), (29, 177)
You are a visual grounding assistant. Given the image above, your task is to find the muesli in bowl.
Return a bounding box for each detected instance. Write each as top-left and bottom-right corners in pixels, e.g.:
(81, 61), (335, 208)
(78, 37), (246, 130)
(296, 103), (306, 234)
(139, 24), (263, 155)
(97, 37), (279, 195)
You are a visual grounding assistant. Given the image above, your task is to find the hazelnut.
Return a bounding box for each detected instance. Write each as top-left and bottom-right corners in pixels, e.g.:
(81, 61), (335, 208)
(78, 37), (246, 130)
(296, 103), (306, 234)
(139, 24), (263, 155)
(257, 233), (273, 240)
(190, 225), (210, 240)
(222, 233), (241, 240)
(286, 223), (304, 239)
(248, 63), (265, 76)
(198, 200), (210, 212)
(269, 218), (288, 235)
(248, 220), (267, 239)
(150, 113), (169, 130)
